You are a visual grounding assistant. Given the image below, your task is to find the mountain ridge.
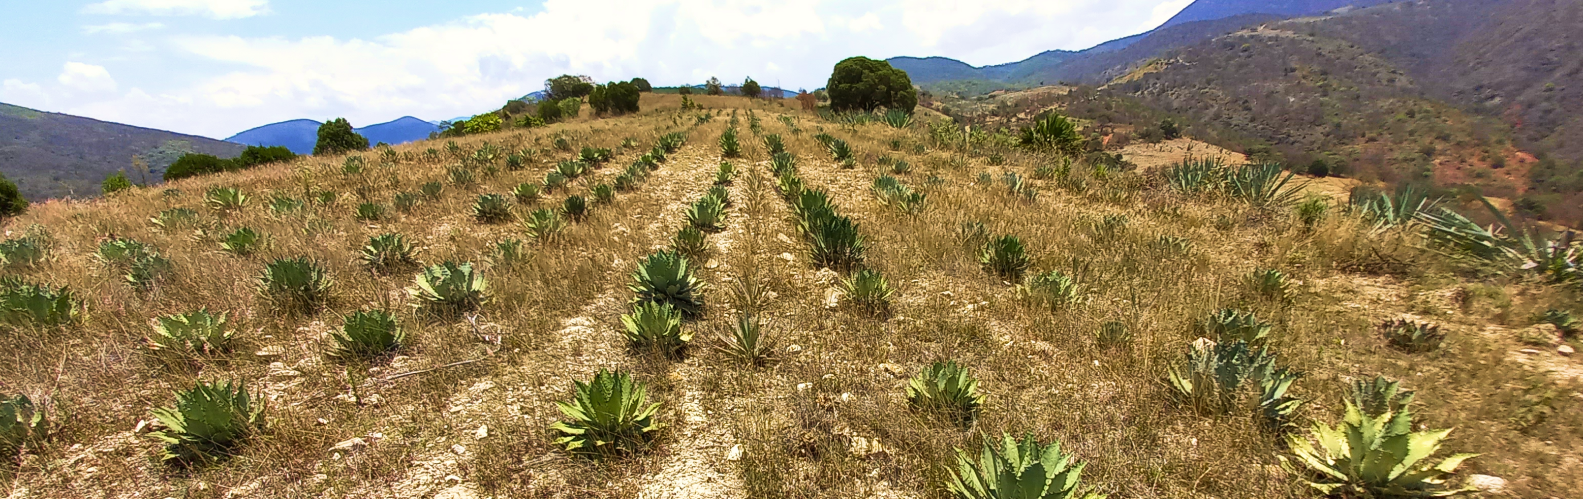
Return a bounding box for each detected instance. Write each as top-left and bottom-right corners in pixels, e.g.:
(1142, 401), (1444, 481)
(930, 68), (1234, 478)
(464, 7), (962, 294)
(225, 116), (440, 155)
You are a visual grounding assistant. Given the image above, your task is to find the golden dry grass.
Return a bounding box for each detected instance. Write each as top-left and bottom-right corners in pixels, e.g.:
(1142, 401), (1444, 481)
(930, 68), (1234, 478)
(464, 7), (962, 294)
(2, 93), (1581, 498)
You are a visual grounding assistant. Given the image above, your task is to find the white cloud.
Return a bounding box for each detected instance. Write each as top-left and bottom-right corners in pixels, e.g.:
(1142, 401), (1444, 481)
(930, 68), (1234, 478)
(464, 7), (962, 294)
(1146, 0), (1195, 29)
(31, 0), (1190, 138)
(82, 0), (269, 19)
(82, 22), (166, 34)
(57, 62), (119, 94)
(1, 79), (52, 108)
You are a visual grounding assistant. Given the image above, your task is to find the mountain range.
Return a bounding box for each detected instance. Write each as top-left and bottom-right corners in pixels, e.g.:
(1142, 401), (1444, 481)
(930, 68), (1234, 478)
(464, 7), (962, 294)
(226, 116), (439, 155)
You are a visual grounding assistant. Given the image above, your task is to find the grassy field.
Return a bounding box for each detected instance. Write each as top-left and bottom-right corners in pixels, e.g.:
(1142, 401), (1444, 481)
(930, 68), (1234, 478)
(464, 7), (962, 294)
(2, 93), (1580, 498)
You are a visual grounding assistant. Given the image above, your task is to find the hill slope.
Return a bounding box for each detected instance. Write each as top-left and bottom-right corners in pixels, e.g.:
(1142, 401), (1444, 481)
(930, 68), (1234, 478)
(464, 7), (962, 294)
(0, 102), (244, 200)
(1158, 0), (1395, 28)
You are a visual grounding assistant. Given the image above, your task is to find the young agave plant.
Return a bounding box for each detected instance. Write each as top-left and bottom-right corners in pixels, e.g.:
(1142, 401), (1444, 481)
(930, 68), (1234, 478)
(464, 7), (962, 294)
(620, 301), (692, 356)
(842, 268), (894, 314)
(359, 233), (417, 271)
(1283, 401), (1477, 497)
(151, 208), (200, 229)
(770, 152), (797, 177)
(906, 360), (985, 424)
(491, 238), (529, 267)
(1096, 321), (1130, 348)
(269, 195), (305, 214)
(707, 185), (732, 208)
(1196, 308), (1272, 346)
(448, 166), (476, 187)
(148, 308), (235, 354)
(542, 172), (567, 192)
(328, 310), (405, 360)
(629, 251), (706, 318)
(149, 380), (265, 463)
(257, 257), (334, 312)
(471, 194), (514, 224)
(408, 262), (488, 313)
(672, 226), (709, 259)
(549, 369), (663, 456)
(394, 192), (420, 213)
(1168, 338), (1278, 415)
(556, 160), (588, 179)
(0, 277), (81, 327)
(590, 183), (615, 205)
(827, 138), (854, 162)
(762, 134), (785, 155)
(946, 433), (1099, 499)
(715, 161), (736, 185)
(512, 182), (541, 204)
(562, 195), (588, 221)
(980, 235), (1030, 281)
(205, 187), (248, 211)
(1258, 367), (1305, 432)
(420, 181), (444, 199)
(0, 237), (45, 268)
(1380, 318), (1445, 353)
(355, 202), (385, 221)
(613, 174), (638, 192)
(578, 146), (613, 165)
(686, 195), (727, 233)
(714, 312), (776, 365)
(0, 394), (45, 459)
(1540, 308), (1579, 337)
(1246, 268), (1293, 301)
(524, 208), (567, 242)
(219, 228), (262, 256)
(1348, 375), (1415, 418)
(718, 128), (742, 158)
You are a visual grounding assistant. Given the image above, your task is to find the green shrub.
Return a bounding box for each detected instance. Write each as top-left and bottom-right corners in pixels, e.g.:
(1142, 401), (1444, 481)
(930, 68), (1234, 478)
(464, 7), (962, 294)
(629, 251), (706, 318)
(0, 173), (25, 221)
(360, 233), (417, 271)
(550, 370), (662, 456)
(906, 361), (984, 423)
(1540, 309), (1579, 336)
(149, 380), (264, 463)
(559, 98), (581, 118)
(620, 302), (692, 356)
(1295, 196), (1329, 227)
(472, 194), (514, 223)
(220, 227), (262, 256)
(163, 153), (230, 181)
(314, 118), (370, 156)
(409, 262), (488, 313)
(149, 309), (235, 354)
(234, 145), (296, 169)
(257, 258), (334, 312)
(329, 310), (405, 360)
(0, 277), (81, 328)
(102, 170), (134, 195)
(461, 113), (503, 135)
(946, 433), (1098, 499)
(588, 81), (640, 115)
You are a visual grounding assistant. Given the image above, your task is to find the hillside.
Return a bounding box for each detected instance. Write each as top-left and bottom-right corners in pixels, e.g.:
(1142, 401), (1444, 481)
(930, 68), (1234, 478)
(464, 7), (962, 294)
(0, 102), (244, 200)
(1157, 0), (1395, 28)
(2, 93), (1579, 498)
(227, 117), (440, 155)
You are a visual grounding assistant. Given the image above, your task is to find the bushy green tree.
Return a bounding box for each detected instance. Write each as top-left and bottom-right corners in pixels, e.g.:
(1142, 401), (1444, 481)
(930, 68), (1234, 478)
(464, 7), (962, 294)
(0, 173), (25, 220)
(163, 153), (230, 181)
(630, 77), (653, 92)
(741, 77), (761, 98)
(559, 98), (581, 118)
(503, 99), (530, 115)
(102, 170), (133, 195)
(462, 113), (504, 135)
(827, 57), (917, 113)
(537, 99), (565, 123)
(314, 118), (369, 156)
(545, 75), (594, 100)
(678, 86), (693, 96)
(234, 145), (296, 169)
(705, 77), (723, 96)
(590, 81), (641, 116)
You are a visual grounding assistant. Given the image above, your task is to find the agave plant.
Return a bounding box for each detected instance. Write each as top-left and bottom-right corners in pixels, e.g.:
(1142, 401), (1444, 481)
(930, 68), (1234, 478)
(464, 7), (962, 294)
(394, 192), (420, 213)
(629, 251), (706, 318)
(672, 226), (709, 259)
(1350, 184), (1438, 231)
(590, 183), (615, 205)
(269, 195), (305, 214)
(1096, 321), (1130, 348)
(149, 308), (235, 354)
(980, 235), (1030, 281)
(842, 268), (894, 314)
(1021, 270), (1081, 311)
(762, 134), (786, 155)
(360, 233), (417, 271)
(0, 277), (81, 328)
(770, 152), (797, 177)
(906, 361), (985, 423)
(613, 173), (638, 192)
(562, 195), (588, 221)
(205, 187), (248, 211)
(718, 128), (742, 158)
(97, 238), (156, 266)
(550, 370), (663, 456)
(355, 202), (385, 221)
(512, 182), (541, 204)
(714, 312), (776, 365)
(1283, 400), (1477, 497)
(328, 309), (405, 360)
(0, 394), (45, 460)
(1420, 198), (1581, 286)
(1380, 318), (1445, 353)
(257, 257), (334, 312)
(827, 138), (854, 163)
(448, 166), (476, 187)
(0, 237), (45, 268)
(125, 253), (172, 290)
(1196, 308), (1272, 346)
(946, 433), (1099, 499)
(1296, 196), (1329, 227)
(808, 214), (866, 271)
(686, 195), (727, 233)
(1246, 268), (1292, 301)
(1349, 376), (1416, 418)
(1540, 309), (1579, 337)
(706, 185), (732, 208)
(472, 194), (514, 223)
(1226, 162), (1305, 208)
(524, 208), (567, 242)
(881, 109), (913, 129)
(715, 161), (736, 185)
(505, 151), (529, 171)
(578, 146), (613, 165)
(1258, 366), (1305, 432)
(491, 238), (529, 267)
(420, 181), (444, 199)
(1168, 338), (1279, 415)
(408, 262), (488, 313)
(556, 160), (588, 179)
(1017, 112), (1085, 157)
(149, 380), (264, 463)
(1164, 157), (1226, 196)
(620, 302), (692, 356)
(151, 208), (200, 229)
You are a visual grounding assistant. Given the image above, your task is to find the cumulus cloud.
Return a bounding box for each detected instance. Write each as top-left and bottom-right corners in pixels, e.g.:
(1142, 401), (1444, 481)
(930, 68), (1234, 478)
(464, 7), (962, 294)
(57, 63), (119, 94)
(30, 0), (1188, 138)
(82, 0), (269, 19)
(82, 22), (166, 34)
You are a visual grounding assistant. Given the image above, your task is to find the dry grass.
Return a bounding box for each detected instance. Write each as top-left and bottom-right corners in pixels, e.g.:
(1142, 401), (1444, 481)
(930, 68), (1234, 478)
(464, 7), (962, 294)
(2, 93), (1580, 498)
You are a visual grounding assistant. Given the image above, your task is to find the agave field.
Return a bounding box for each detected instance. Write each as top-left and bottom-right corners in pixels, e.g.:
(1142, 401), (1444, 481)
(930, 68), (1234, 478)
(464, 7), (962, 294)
(0, 93), (1580, 498)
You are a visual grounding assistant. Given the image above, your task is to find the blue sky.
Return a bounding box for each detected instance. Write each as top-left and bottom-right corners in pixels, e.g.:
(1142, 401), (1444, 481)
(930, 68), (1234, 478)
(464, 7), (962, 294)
(0, 0), (1194, 139)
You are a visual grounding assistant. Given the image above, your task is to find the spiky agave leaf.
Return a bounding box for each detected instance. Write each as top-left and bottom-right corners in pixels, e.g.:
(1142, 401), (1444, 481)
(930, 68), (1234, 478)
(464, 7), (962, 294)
(906, 360), (985, 424)
(219, 227), (263, 256)
(1226, 162), (1305, 208)
(328, 309), (405, 360)
(257, 257), (334, 312)
(148, 380), (264, 463)
(686, 195), (727, 232)
(980, 235), (1030, 281)
(149, 308), (235, 354)
(1349, 375), (1415, 419)
(628, 251), (706, 318)
(842, 268), (893, 314)
(762, 134), (785, 155)
(408, 262), (488, 313)
(549, 370), (663, 456)
(0, 394), (45, 459)
(360, 233), (417, 271)
(1283, 401), (1478, 497)
(1258, 367), (1305, 432)
(0, 277), (80, 328)
(620, 301), (692, 356)
(472, 194), (514, 224)
(1380, 318), (1445, 353)
(946, 433), (1100, 499)
(524, 208), (567, 242)
(715, 161), (736, 185)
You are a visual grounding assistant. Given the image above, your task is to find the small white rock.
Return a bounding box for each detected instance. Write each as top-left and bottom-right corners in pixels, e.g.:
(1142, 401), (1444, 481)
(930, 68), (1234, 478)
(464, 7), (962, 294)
(444, 474), (463, 485)
(475, 425), (489, 439)
(1467, 474), (1507, 494)
(786, 344), (803, 353)
(451, 444), (468, 455)
(727, 444), (744, 461)
(1519, 348), (1543, 355)
(796, 383), (812, 392)
(1559, 345), (1576, 357)
(779, 252), (795, 262)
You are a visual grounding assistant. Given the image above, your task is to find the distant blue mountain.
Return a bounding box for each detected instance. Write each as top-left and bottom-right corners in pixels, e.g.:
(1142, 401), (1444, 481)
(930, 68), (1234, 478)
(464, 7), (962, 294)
(225, 116), (439, 155)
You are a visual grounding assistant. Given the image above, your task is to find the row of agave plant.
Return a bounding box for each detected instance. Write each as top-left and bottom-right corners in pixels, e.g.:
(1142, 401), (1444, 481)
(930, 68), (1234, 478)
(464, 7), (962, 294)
(771, 150), (896, 314)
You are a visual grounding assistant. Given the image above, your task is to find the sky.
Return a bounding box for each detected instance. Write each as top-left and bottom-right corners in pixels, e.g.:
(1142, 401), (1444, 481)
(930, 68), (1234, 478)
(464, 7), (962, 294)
(0, 0), (1195, 140)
